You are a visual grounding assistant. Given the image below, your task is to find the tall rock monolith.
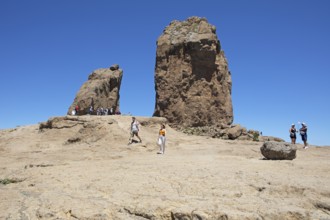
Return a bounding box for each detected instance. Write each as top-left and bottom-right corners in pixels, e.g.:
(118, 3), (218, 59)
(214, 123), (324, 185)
(153, 17), (233, 128)
(68, 64), (123, 115)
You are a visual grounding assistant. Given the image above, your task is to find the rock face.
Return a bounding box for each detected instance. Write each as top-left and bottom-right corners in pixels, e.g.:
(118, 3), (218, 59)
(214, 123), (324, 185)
(153, 17), (233, 128)
(260, 141), (297, 160)
(67, 64), (123, 115)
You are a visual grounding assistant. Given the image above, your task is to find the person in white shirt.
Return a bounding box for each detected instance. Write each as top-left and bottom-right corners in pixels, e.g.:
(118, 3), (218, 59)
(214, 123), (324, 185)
(128, 117), (142, 144)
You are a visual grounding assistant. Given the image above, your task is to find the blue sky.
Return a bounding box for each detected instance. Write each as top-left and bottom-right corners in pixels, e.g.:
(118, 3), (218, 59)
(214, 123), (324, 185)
(1, 0), (329, 146)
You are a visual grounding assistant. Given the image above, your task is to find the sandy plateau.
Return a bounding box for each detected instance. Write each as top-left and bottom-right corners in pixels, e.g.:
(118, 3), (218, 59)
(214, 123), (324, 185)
(0, 115), (330, 219)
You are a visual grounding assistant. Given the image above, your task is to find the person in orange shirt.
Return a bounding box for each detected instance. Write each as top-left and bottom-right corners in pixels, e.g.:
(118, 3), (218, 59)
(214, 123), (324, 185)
(157, 124), (166, 154)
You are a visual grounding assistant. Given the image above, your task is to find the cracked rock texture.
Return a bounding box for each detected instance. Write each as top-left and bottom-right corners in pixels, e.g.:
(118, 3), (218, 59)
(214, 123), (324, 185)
(0, 116), (330, 219)
(153, 17), (233, 128)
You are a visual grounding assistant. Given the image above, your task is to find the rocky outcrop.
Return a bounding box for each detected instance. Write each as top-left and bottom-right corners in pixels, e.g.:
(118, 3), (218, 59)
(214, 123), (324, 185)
(260, 141), (297, 160)
(1, 116), (329, 220)
(153, 17), (233, 128)
(180, 124), (286, 142)
(67, 64), (123, 115)
(39, 115), (168, 146)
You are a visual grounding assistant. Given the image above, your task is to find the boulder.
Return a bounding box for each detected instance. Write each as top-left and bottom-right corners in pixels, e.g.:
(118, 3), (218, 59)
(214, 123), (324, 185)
(227, 125), (245, 140)
(67, 65), (123, 115)
(260, 141), (297, 160)
(153, 16), (233, 128)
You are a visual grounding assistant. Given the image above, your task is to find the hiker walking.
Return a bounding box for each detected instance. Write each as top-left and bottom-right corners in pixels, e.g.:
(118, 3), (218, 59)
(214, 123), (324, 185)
(128, 117), (142, 144)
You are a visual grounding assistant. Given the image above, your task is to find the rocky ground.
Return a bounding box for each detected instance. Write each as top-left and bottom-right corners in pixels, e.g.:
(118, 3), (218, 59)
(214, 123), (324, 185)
(0, 115), (330, 219)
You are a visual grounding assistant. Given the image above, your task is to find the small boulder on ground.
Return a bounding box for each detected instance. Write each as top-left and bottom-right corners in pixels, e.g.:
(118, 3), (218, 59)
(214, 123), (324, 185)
(260, 141), (297, 160)
(227, 124), (245, 140)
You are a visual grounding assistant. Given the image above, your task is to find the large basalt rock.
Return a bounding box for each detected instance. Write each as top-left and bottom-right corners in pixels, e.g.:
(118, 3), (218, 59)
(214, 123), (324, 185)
(260, 141), (297, 160)
(153, 17), (233, 128)
(67, 65), (123, 115)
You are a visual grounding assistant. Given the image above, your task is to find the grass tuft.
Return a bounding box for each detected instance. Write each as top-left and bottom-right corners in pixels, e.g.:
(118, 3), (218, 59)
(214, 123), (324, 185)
(0, 178), (24, 185)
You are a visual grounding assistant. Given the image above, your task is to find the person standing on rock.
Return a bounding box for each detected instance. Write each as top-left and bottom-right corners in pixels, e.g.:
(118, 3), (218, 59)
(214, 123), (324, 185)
(88, 106), (93, 115)
(74, 105), (79, 115)
(289, 124), (297, 144)
(157, 124), (166, 154)
(299, 123), (308, 149)
(128, 117), (142, 144)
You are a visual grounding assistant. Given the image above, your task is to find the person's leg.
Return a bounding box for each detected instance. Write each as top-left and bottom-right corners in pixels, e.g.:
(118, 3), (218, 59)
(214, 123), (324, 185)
(303, 134), (308, 148)
(158, 139), (163, 154)
(162, 137), (166, 153)
(136, 133), (142, 143)
(128, 132), (134, 144)
(157, 136), (164, 154)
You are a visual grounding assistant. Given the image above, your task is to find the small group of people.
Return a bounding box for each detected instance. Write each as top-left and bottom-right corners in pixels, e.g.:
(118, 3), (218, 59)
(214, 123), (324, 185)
(289, 122), (308, 149)
(96, 107), (113, 115)
(128, 117), (166, 154)
(88, 106), (121, 115)
(71, 105), (80, 115)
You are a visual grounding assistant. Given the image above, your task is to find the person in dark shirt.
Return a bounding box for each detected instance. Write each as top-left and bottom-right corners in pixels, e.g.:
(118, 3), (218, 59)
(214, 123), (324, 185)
(289, 124), (297, 144)
(299, 123), (308, 149)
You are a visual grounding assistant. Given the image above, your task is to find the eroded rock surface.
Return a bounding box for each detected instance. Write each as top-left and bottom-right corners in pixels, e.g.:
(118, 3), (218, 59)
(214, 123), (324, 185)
(68, 64), (123, 115)
(153, 17), (233, 128)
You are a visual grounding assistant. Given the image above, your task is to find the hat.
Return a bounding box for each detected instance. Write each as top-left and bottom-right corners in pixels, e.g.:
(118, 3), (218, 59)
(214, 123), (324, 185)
(291, 124), (295, 126)
(302, 122), (306, 126)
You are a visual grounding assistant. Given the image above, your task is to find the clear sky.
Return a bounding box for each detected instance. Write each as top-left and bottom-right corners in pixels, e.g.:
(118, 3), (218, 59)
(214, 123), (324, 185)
(1, 0), (329, 146)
